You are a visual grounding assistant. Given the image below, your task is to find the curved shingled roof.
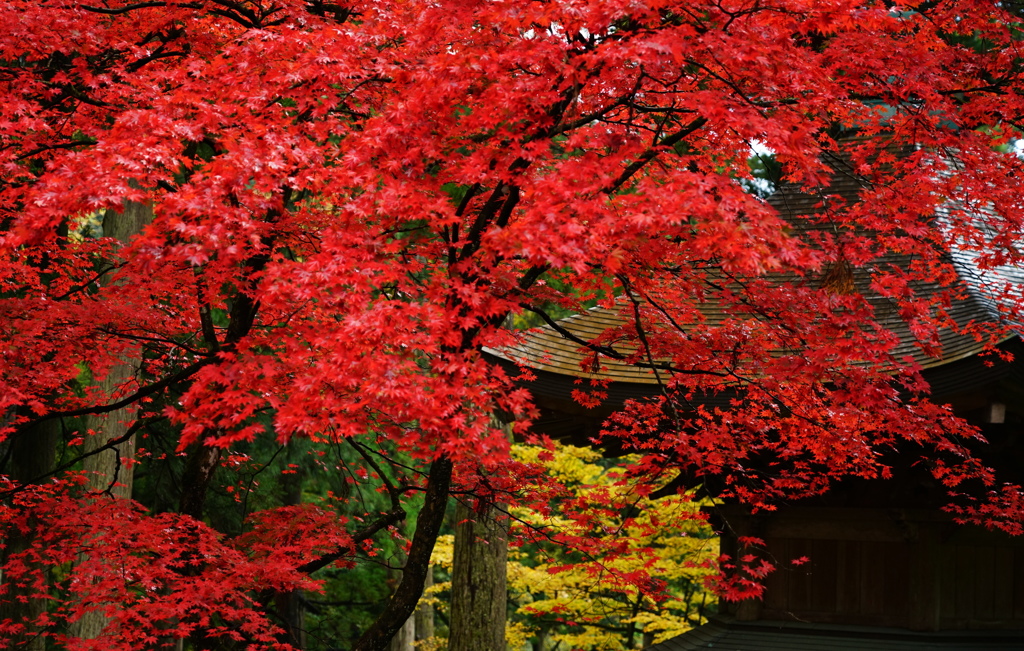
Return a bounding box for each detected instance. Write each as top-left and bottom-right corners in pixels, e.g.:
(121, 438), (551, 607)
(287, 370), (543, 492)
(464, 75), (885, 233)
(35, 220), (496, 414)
(491, 150), (1024, 387)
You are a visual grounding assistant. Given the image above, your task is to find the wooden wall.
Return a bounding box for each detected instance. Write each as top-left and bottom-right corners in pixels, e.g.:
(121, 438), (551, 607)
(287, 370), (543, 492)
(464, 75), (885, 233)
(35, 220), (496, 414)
(718, 507), (1024, 631)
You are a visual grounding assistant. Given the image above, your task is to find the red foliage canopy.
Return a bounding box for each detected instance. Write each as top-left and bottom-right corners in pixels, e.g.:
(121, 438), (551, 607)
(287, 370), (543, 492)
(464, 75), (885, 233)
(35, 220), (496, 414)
(2, 0), (1024, 647)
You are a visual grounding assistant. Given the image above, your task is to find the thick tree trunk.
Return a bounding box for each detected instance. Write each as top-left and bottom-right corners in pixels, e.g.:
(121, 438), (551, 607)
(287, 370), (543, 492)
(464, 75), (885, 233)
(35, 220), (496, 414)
(275, 591), (308, 650)
(3, 418), (58, 482)
(70, 200), (152, 641)
(449, 415), (511, 651)
(79, 199), (153, 498)
(0, 418), (60, 651)
(448, 499), (508, 651)
(276, 452), (308, 649)
(79, 364), (137, 498)
(178, 442), (222, 521)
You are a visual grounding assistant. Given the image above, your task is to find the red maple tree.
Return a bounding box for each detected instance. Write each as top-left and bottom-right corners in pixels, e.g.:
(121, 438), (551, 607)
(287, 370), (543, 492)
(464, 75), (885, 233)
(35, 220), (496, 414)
(2, 0), (1024, 648)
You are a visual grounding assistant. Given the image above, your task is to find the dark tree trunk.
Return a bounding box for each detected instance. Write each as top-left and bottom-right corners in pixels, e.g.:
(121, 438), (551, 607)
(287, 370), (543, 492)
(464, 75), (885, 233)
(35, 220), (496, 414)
(0, 418), (60, 651)
(276, 452), (308, 649)
(351, 456), (452, 651)
(178, 442), (222, 520)
(275, 591), (308, 650)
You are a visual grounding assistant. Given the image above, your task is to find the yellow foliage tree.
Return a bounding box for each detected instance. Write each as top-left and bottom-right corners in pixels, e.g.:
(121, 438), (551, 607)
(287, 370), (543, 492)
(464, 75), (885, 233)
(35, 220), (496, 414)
(428, 443), (717, 650)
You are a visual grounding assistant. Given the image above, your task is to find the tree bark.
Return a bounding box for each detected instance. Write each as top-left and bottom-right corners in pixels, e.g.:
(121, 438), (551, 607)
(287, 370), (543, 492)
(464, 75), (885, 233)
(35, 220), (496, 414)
(351, 456), (452, 651)
(388, 614), (415, 651)
(275, 591), (308, 650)
(414, 565), (435, 643)
(386, 548), (416, 651)
(178, 442), (222, 520)
(448, 498), (508, 651)
(0, 418), (60, 651)
(78, 199), (154, 502)
(69, 201), (153, 642)
(276, 452), (308, 649)
(449, 415), (511, 651)
(79, 364), (137, 498)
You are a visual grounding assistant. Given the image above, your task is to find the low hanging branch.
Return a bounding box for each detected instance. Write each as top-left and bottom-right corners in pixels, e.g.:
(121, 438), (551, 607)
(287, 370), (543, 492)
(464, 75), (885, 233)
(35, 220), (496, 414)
(351, 456), (453, 651)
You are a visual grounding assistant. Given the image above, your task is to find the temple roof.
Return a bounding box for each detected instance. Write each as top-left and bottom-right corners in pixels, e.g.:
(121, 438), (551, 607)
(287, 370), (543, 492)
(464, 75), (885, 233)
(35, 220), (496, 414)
(490, 149), (1024, 390)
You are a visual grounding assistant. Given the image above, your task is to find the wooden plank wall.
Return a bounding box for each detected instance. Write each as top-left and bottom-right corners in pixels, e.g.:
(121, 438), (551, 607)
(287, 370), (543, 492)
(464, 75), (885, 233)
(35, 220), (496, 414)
(758, 533), (1024, 630)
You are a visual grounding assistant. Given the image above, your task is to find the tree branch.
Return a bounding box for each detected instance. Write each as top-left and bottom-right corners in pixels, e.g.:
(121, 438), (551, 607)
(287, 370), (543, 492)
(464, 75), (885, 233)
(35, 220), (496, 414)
(348, 439), (403, 507)
(82, 1), (160, 14)
(28, 359), (212, 424)
(603, 117), (707, 194)
(0, 417), (164, 498)
(520, 304), (729, 378)
(296, 506), (407, 575)
(351, 456), (453, 651)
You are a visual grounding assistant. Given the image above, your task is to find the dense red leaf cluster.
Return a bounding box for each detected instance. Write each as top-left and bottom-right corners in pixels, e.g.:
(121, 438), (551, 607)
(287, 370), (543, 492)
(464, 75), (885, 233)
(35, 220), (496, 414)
(3, 0), (1024, 646)
(0, 476), (340, 650)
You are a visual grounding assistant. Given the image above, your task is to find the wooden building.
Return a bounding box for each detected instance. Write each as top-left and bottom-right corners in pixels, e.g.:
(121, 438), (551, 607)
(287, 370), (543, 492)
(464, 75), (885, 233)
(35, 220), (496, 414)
(487, 151), (1024, 649)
